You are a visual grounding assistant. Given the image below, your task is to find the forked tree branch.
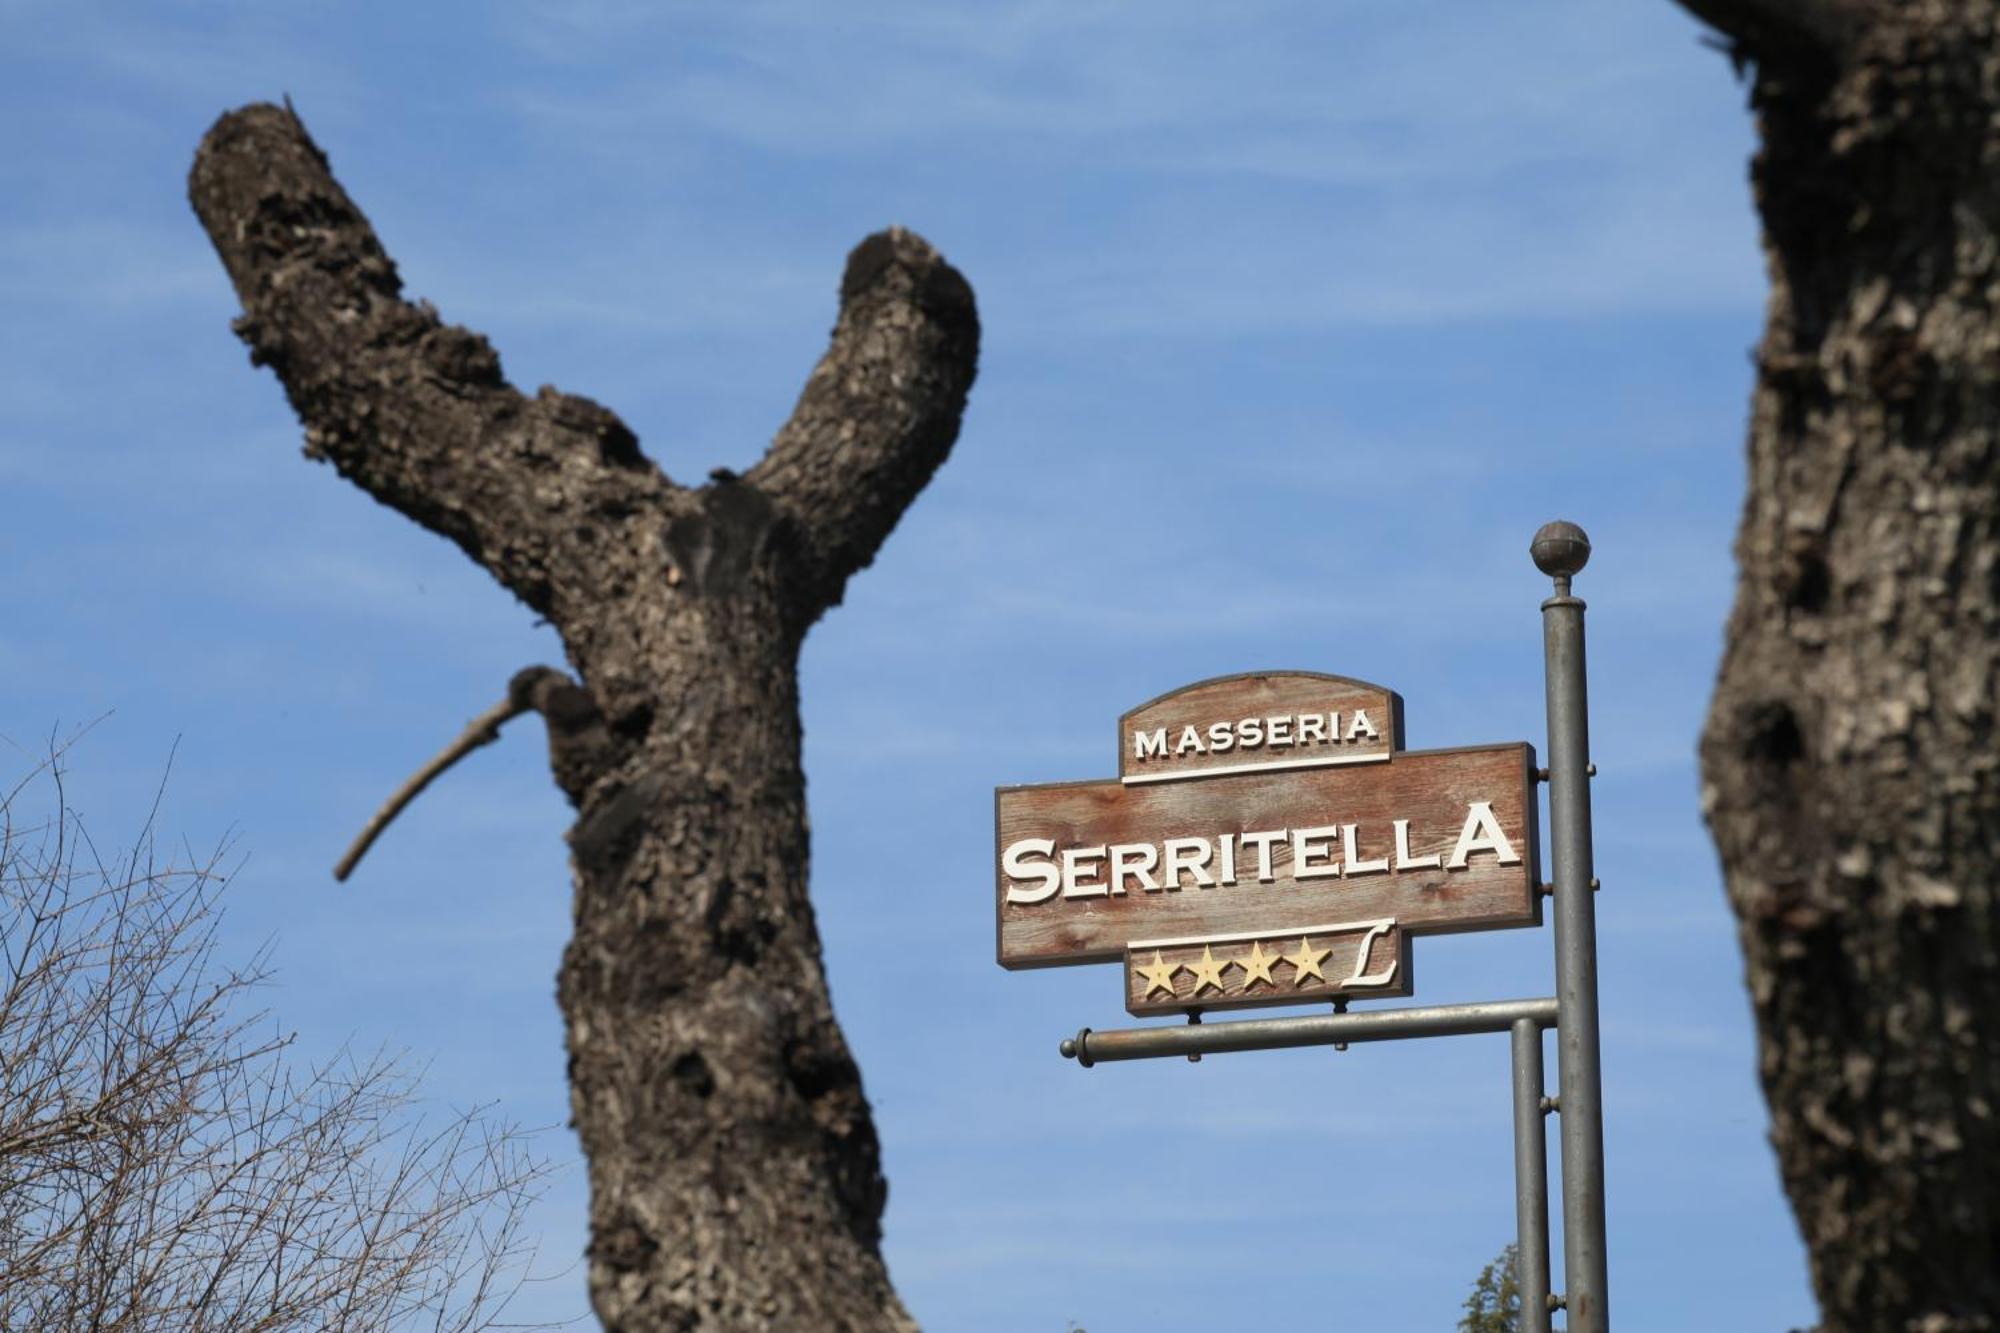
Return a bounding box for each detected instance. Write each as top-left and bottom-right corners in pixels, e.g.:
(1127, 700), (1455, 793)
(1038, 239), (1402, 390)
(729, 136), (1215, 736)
(192, 98), (978, 1326)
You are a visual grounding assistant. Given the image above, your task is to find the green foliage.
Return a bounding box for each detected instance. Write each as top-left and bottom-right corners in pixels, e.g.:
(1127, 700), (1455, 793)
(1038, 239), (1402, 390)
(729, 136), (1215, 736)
(1458, 1244), (1522, 1333)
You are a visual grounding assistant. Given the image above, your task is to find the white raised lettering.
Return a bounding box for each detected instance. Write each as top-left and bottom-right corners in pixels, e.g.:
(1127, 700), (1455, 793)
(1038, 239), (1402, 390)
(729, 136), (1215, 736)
(1175, 725), (1205, 756)
(1347, 709), (1380, 742)
(1267, 715), (1293, 748)
(1062, 846), (1109, 897)
(1344, 920), (1400, 986)
(1342, 823), (1390, 876)
(1237, 717), (1264, 748)
(1241, 829), (1286, 882)
(1108, 843), (1159, 895)
(1002, 838), (1060, 905)
(1218, 832), (1239, 885)
(1446, 801), (1520, 869)
(1293, 826), (1342, 879)
(1161, 837), (1214, 890)
(1393, 818), (1443, 870)
(1296, 713), (1328, 746)
(1133, 728), (1168, 761)
(1207, 721), (1235, 753)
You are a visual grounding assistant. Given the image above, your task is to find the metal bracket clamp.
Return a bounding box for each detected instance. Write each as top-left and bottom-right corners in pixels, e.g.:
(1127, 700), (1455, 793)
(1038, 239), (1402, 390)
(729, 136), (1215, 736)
(1535, 763), (1596, 781)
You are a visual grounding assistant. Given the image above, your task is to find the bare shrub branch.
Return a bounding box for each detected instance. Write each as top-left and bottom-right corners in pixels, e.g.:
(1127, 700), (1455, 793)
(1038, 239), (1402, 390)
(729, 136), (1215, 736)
(0, 746), (571, 1330)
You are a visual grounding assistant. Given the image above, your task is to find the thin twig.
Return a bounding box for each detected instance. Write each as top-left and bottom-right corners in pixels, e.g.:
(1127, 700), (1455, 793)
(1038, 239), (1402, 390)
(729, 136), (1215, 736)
(333, 697), (528, 883)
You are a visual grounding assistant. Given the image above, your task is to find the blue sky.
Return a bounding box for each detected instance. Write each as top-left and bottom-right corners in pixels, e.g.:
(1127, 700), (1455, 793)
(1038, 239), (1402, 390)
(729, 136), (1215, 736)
(3, 2), (1815, 1327)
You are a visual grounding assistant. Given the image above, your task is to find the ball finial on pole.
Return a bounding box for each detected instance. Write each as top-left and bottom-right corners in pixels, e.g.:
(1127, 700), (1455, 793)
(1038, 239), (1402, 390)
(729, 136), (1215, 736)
(1530, 521), (1592, 586)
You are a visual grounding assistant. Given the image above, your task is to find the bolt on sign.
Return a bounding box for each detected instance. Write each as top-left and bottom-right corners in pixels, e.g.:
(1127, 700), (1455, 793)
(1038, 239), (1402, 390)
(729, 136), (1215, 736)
(995, 672), (1541, 1010)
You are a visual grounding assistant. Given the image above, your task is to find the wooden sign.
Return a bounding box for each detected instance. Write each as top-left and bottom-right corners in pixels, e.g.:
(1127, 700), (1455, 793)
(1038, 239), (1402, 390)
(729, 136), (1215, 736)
(1120, 673), (1401, 784)
(996, 672), (1541, 975)
(1123, 918), (1413, 1016)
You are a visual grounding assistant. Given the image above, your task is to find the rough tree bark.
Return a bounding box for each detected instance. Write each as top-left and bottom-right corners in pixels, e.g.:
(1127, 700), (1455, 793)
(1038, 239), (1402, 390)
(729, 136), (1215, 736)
(1676, 2), (2000, 1327)
(189, 103), (977, 1330)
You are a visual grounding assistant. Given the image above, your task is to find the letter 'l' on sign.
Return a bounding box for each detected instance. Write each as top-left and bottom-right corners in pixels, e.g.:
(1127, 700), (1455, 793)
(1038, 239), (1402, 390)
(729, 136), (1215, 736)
(994, 671), (1542, 974)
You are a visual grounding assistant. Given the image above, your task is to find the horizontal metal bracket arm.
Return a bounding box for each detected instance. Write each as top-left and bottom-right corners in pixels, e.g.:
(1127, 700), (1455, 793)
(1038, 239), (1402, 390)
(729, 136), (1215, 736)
(1060, 995), (1559, 1066)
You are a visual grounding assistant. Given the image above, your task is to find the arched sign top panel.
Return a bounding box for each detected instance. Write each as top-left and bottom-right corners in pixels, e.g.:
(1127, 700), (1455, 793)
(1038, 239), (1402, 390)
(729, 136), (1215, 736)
(1117, 670), (1405, 785)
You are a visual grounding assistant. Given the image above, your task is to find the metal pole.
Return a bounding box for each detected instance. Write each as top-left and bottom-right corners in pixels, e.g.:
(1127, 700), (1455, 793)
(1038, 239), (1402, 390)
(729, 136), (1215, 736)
(1511, 1016), (1553, 1333)
(1061, 996), (1558, 1066)
(1532, 519), (1609, 1330)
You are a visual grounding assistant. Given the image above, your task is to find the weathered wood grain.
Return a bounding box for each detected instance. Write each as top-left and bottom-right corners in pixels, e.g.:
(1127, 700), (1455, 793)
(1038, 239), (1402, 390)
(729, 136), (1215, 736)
(998, 741), (1540, 968)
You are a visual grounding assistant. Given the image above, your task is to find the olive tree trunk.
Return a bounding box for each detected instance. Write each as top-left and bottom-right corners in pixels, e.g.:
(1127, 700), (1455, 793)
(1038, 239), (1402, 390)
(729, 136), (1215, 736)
(190, 103), (977, 1331)
(1673, 2), (2000, 1327)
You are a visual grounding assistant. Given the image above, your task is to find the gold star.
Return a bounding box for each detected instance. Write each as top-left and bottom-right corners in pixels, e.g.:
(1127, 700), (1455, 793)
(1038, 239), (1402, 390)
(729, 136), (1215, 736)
(1284, 936), (1332, 986)
(1136, 951), (1180, 999)
(1237, 940), (1278, 989)
(1186, 945), (1228, 995)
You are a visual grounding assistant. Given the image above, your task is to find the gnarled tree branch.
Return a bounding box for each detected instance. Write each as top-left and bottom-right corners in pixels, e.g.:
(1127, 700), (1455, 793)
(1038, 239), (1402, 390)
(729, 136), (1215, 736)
(188, 103), (678, 621)
(748, 228), (980, 620)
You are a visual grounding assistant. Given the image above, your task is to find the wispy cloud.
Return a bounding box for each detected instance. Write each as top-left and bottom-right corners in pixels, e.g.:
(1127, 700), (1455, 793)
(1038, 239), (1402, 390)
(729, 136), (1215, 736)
(477, 0), (1762, 336)
(0, 220), (218, 312)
